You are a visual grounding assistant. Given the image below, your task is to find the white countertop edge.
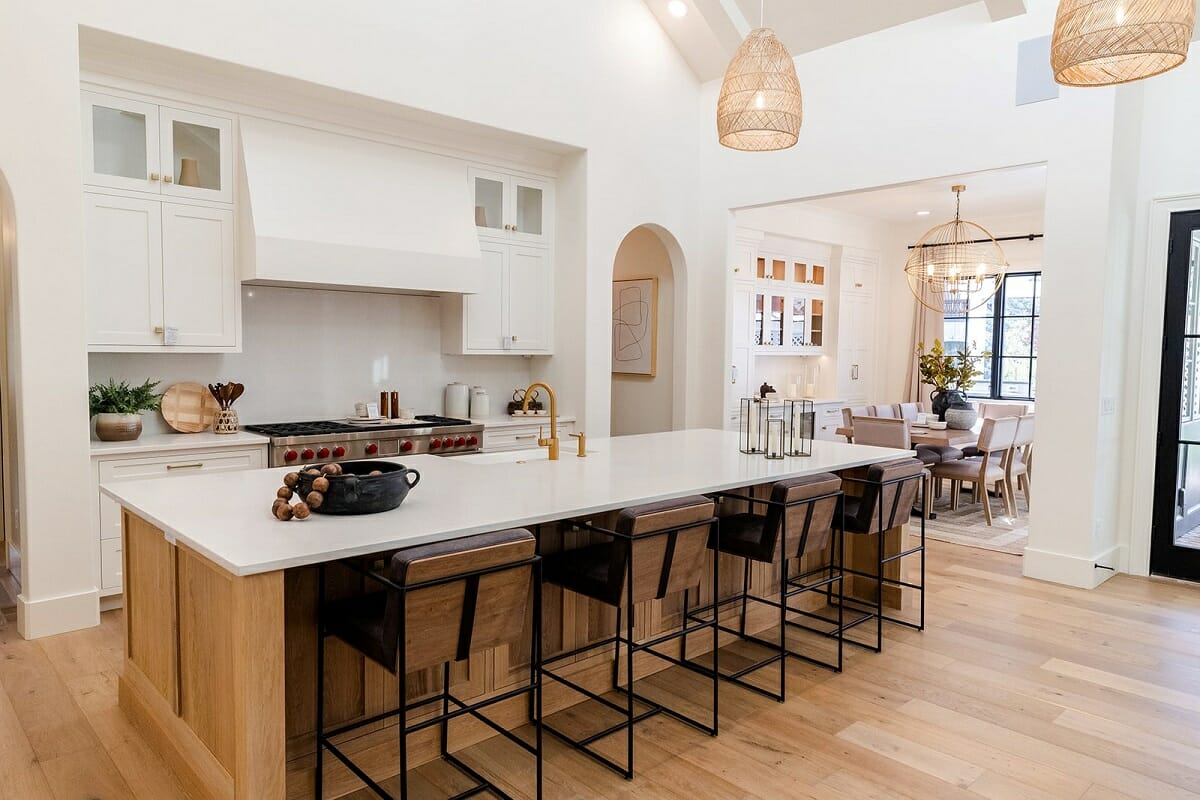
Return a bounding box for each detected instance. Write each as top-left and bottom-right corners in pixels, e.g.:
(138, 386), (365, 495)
(90, 430), (270, 457)
(472, 414), (577, 429)
(101, 437), (914, 577)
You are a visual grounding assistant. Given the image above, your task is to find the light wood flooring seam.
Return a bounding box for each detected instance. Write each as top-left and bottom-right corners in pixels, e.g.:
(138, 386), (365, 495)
(1, 539), (1199, 799)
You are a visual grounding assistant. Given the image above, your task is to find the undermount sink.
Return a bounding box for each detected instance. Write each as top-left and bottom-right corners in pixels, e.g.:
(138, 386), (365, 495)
(458, 447), (596, 465)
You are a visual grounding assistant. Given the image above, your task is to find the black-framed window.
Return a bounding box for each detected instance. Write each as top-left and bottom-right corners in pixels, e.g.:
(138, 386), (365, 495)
(943, 271), (1040, 401)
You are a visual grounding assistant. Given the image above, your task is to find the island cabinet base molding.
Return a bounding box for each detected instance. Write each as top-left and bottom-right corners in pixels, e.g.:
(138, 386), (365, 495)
(117, 499), (914, 799)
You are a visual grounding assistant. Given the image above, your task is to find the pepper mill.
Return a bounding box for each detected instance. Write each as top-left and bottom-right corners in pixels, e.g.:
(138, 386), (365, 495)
(389, 391), (400, 420)
(379, 391), (390, 419)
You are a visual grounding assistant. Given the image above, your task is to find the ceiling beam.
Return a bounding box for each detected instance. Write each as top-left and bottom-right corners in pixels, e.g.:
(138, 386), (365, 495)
(984, 0), (1028, 21)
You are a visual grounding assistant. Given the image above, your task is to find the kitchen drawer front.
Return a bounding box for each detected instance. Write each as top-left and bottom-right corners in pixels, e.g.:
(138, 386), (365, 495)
(484, 421), (575, 452)
(98, 447), (265, 482)
(100, 537), (123, 590)
(814, 403), (844, 442)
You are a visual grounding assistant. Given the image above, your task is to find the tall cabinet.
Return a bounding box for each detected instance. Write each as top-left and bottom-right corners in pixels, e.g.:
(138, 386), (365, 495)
(81, 88), (240, 352)
(835, 248), (880, 403)
(443, 167), (555, 355)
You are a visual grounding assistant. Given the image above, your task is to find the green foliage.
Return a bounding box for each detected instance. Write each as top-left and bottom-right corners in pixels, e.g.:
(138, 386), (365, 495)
(916, 339), (990, 392)
(88, 378), (163, 417)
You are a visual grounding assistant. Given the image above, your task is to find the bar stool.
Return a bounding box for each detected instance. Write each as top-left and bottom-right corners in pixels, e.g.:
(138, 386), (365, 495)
(540, 496), (718, 779)
(696, 473), (844, 702)
(315, 529), (542, 800)
(838, 458), (927, 653)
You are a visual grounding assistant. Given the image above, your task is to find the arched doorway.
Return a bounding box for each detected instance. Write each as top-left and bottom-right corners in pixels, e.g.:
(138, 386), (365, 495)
(610, 224), (686, 436)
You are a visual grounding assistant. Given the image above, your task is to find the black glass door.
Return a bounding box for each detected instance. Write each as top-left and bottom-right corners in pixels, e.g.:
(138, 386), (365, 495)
(1152, 210), (1200, 581)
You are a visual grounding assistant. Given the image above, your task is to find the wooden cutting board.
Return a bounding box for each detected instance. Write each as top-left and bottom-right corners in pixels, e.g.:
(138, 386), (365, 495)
(161, 382), (220, 433)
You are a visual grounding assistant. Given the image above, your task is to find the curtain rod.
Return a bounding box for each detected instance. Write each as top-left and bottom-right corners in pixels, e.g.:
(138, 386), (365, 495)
(907, 233), (1044, 250)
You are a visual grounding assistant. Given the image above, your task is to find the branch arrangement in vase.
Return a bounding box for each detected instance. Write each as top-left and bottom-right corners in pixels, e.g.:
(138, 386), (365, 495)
(916, 339), (990, 420)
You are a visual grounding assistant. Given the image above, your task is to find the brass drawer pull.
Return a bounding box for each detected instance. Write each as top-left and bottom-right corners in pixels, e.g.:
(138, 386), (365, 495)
(514, 434), (537, 440)
(166, 462), (204, 471)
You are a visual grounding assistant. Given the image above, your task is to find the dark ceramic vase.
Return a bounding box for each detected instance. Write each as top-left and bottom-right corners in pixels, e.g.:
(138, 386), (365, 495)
(930, 389), (968, 421)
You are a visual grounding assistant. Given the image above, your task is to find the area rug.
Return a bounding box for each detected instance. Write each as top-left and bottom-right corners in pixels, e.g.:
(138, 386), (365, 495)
(923, 491), (1029, 555)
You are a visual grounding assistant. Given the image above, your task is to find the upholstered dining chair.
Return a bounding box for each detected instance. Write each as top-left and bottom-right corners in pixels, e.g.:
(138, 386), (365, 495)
(898, 402), (922, 422)
(979, 402), (1028, 419)
(1008, 413), (1035, 512)
(840, 406), (875, 441)
(871, 404), (900, 419)
(850, 416), (933, 519)
(929, 416), (1019, 526)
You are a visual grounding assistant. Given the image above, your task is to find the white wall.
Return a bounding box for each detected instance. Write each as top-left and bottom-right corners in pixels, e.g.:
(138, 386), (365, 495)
(611, 226), (675, 436)
(0, 0), (702, 636)
(89, 287), (533, 434)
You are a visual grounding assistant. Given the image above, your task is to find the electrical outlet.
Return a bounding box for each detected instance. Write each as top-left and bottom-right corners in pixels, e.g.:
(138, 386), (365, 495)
(1100, 396), (1117, 416)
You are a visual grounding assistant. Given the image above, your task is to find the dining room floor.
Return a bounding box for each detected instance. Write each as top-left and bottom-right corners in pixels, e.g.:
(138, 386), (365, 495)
(924, 490), (1030, 554)
(2, 539), (1199, 799)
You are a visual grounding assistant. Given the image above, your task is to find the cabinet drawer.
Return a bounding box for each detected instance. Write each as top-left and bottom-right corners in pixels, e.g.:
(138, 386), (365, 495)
(483, 421), (575, 452)
(100, 537), (123, 590)
(98, 447), (264, 482)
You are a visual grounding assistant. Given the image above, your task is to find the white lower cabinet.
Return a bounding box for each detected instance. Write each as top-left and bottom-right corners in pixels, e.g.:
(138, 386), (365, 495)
(92, 443), (266, 598)
(814, 402), (845, 442)
(482, 420), (576, 452)
(443, 240), (552, 355)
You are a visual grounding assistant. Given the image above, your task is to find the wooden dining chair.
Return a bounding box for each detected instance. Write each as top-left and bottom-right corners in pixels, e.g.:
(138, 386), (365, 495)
(871, 404), (900, 419)
(929, 417), (1019, 526)
(851, 417), (934, 520)
(1008, 413), (1035, 513)
(840, 406), (875, 442)
(979, 402), (1028, 419)
(898, 402), (922, 422)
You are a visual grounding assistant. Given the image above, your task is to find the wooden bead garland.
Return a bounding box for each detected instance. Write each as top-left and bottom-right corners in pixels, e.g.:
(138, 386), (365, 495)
(271, 464), (337, 521)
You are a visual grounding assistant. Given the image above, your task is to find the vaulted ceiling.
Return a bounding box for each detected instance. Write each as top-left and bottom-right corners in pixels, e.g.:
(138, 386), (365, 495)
(645, 0), (1029, 81)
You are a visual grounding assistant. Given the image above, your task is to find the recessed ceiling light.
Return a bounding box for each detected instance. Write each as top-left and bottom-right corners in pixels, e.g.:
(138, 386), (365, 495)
(668, 0), (688, 18)
(916, 210), (932, 216)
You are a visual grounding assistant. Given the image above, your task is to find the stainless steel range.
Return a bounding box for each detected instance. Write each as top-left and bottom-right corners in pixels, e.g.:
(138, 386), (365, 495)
(243, 416), (484, 467)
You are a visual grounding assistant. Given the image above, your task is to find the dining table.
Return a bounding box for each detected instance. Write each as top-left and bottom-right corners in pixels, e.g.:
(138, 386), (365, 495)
(835, 421), (983, 447)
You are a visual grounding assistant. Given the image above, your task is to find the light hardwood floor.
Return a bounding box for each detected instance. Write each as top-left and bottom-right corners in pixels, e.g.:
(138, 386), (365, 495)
(2, 540), (1200, 799)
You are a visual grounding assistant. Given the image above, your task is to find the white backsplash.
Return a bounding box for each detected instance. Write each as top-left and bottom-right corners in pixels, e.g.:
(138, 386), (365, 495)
(88, 286), (535, 436)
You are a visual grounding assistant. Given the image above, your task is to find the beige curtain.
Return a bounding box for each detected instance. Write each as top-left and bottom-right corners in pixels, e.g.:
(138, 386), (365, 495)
(904, 282), (943, 407)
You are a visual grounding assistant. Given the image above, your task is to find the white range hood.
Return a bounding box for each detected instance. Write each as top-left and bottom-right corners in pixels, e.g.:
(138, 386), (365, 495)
(238, 117), (481, 294)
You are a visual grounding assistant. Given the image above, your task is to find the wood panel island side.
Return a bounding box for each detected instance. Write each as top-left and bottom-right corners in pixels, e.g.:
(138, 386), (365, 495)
(102, 429), (915, 800)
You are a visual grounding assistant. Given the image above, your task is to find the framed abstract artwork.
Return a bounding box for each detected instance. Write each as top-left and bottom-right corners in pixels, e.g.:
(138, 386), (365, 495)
(612, 277), (658, 376)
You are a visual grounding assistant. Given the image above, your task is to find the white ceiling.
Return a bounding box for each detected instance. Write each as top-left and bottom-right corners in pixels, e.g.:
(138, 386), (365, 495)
(733, 0), (977, 55)
(799, 164), (1047, 228)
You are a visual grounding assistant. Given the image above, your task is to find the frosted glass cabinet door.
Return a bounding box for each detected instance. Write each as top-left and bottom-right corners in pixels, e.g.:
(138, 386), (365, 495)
(81, 92), (160, 193)
(471, 168), (507, 235)
(161, 204), (237, 347)
(160, 106), (234, 204)
(510, 177), (550, 244)
(84, 193), (164, 347)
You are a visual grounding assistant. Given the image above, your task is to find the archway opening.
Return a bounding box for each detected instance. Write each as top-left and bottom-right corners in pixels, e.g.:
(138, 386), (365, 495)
(610, 224), (684, 436)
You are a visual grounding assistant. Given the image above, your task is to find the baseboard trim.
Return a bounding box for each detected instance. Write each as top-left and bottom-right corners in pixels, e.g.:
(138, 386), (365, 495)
(16, 587), (100, 639)
(1022, 544), (1120, 589)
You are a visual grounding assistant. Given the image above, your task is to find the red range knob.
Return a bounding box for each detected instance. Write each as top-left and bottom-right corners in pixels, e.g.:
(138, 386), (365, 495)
(365, 443), (379, 455)
(429, 439), (442, 450)
(443, 437), (456, 449)
(332, 446), (346, 458)
(455, 437), (466, 447)
(301, 448), (315, 460)
(400, 440), (414, 452)
(467, 435), (478, 446)
(317, 447), (331, 459)
(284, 450), (299, 462)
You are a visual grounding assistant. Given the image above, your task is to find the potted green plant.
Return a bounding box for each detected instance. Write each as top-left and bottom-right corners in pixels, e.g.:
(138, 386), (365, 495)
(915, 340), (989, 425)
(89, 378), (163, 442)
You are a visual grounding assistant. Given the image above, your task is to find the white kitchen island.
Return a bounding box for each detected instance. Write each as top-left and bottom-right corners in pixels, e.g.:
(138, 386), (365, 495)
(102, 429), (913, 800)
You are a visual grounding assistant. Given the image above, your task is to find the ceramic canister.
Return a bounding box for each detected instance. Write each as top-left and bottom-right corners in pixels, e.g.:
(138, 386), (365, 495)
(470, 386), (490, 418)
(444, 382), (470, 418)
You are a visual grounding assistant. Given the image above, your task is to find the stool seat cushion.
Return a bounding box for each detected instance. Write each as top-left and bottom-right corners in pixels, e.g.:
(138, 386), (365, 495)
(915, 444), (964, 463)
(543, 541), (620, 605)
(711, 512), (773, 562)
(323, 591), (392, 670)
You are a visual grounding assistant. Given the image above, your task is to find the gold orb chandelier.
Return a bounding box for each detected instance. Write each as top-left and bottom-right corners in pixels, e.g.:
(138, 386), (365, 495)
(904, 185), (1008, 314)
(716, 2), (802, 152)
(1051, 0), (1195, 87)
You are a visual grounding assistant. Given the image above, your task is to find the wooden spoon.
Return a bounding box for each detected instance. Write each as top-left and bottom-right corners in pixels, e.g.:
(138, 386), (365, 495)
(228, 383), (244, 407)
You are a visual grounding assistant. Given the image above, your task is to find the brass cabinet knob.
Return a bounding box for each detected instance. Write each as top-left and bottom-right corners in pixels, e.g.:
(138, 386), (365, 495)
(511, 225), (517, 232)
(149, 173), (160, 181)
(163, 175), (173, 183)
(154, 326), (164, 334)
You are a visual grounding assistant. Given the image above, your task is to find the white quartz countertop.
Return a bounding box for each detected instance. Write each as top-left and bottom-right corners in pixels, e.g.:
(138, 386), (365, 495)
(101, 429), (911, 577)
(471, 414), (576, 429)
(90, 430), (270, 457)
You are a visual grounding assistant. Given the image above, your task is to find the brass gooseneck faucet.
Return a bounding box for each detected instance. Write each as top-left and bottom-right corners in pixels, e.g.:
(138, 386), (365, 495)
(521, 381), (559, 460)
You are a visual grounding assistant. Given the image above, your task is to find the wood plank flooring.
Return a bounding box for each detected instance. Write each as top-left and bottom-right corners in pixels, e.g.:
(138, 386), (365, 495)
(2, 540), (1199, 799)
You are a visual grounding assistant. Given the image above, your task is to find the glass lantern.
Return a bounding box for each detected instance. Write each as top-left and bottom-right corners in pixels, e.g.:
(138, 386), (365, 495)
(766, 417), (786, 460)
(740, 397), (768, 454)
(786, 399), (815, 457)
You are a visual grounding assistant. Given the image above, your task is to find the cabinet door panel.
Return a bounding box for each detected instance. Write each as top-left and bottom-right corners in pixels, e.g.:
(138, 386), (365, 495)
(506, 246), (551, 351)
(509, 177), (551, 244)
(81, 92), (160, 194)
(162, 203), (237, 347)
(84, 193), (164, 347)
(160, 107), (234, 204)
(464, 241), (507, 350)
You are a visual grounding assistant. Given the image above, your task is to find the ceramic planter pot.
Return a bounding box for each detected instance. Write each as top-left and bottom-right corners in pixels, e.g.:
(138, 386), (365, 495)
(95, 412), (143, 442)
(930, 389), (969, 421)
(944, 406), (978, 430)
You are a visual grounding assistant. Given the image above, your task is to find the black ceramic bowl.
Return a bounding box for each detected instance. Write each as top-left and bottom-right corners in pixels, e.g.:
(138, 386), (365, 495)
(294, 460), (421, 515)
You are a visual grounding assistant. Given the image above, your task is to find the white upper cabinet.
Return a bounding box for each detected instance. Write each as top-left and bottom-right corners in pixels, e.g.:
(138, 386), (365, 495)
(506, 245), (552, 350)
(84, 193), (164, 347)
(470, 167), (552, 245)
(161, 203), (237, 347)
(82, 90), (233, 204)
(463, 241), (507, 351)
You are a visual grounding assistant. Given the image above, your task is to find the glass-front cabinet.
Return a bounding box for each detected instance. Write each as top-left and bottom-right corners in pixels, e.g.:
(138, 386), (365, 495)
(82, 91), (233, 204)
(753, 290), (823, 354)
(470, 167), (551, 245)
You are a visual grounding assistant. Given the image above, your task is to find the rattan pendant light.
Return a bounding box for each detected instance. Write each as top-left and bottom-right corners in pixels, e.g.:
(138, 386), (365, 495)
(904, 186), (1008, 314)
(1051, 0), (1195, 86)
(716, 1), (802, 151)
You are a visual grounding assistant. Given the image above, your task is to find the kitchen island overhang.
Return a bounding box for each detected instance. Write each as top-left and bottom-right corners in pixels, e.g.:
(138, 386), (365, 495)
(102, 429), (916, 800)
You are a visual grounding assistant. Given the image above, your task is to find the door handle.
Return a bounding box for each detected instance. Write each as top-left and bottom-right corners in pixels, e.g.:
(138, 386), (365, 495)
(730, 364), (738, 385)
